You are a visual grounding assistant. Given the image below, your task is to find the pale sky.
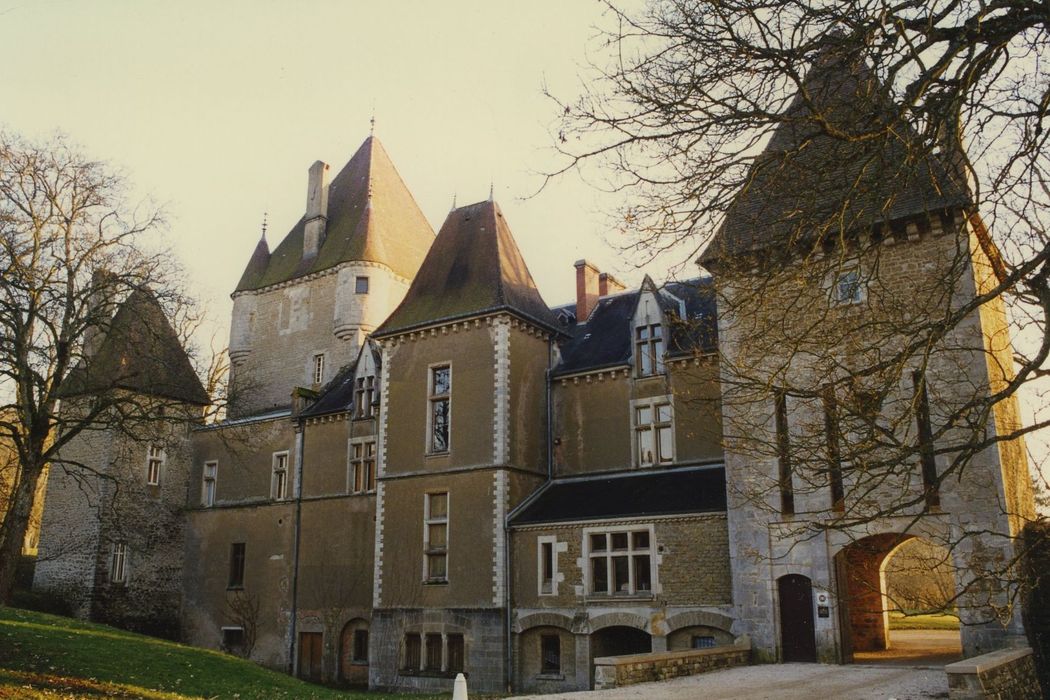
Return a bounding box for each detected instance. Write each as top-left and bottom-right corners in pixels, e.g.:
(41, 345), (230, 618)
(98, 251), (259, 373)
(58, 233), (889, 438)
(1, 0), (641, 347)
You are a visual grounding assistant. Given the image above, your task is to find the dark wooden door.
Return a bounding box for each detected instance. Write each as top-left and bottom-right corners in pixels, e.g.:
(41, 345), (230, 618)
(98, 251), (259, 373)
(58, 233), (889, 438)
(778, 574), (817, 662)
(298, 631), (323, 682)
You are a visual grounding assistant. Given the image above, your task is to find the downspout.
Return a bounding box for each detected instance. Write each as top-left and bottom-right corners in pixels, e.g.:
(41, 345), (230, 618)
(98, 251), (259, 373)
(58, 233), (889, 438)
(287, 416), (306, 675)
(503, 334), (556, 692)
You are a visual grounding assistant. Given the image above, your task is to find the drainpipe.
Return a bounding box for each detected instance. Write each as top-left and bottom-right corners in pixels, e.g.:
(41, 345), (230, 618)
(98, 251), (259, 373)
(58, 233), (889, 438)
(287, 417), (306, 675)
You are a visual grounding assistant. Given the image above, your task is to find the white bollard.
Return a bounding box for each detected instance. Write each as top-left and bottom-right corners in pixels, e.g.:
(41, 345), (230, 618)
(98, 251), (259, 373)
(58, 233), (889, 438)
(452, 672), (468, 700)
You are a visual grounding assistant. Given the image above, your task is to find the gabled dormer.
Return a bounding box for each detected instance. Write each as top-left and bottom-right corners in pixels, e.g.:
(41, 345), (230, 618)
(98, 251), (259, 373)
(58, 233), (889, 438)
(631, 275), (666, 379)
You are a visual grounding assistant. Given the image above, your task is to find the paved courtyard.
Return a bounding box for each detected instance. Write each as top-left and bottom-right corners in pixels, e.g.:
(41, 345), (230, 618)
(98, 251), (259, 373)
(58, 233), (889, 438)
(513, 663), (950, 699)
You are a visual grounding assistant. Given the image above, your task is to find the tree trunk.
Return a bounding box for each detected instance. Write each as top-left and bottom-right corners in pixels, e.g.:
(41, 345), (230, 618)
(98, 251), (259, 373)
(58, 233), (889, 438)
(0, 462), (44, 604)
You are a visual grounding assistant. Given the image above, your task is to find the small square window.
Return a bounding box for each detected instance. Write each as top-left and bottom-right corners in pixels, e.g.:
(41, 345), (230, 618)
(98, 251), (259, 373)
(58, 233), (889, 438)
(832, 268), (865, 305)
(355, 276), (369, 294)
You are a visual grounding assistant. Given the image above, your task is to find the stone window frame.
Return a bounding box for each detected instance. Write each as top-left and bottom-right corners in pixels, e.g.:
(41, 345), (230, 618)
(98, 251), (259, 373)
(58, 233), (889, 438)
(423, 491), (449, 584)
(348, 438), (376, 494)
(537, 535), (559, 596)
(110, 541), (128, 585)
(582, 523), (658, 598)
(426, 363), (452, 455)
(271, 451), (290, 501)
(202, 460), (218, 507)
(145, 443), (165, 486)
(631, 396), (675, 467)
(355, 276), (370, 294)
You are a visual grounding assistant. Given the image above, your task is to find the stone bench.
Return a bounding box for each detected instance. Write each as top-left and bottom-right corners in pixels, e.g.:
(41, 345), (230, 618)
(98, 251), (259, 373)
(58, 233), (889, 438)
(593, 635), (751, 690)
(945, 646), (1042, 699)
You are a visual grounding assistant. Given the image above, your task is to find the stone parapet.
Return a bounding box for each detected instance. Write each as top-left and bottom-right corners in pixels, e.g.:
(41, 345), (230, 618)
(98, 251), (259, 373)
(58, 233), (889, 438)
(945, 647), (1041, 700)
(593, 634), (750, 689)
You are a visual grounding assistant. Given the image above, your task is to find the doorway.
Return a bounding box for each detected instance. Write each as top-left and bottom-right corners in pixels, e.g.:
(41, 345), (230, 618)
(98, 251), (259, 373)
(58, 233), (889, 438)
(298, 631), (323, 682)
(778, 574), (817, 662)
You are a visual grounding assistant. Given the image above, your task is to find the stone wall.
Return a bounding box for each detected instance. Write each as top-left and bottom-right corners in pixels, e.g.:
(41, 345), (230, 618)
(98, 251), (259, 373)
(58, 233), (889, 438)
(945, 647), (1041, 700)
(593, 635), (750, 689)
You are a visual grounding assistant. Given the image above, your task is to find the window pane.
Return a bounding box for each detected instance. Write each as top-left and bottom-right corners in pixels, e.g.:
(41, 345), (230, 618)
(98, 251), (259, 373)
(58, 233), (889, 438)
(636, 406), (652, 424)
(404, 634), (421, 670)
(634, 555), (652, 591)
(658, 426), (673, 462)
(428, 523), (447, 548)
(428, 552), (447, 580)
(656, 404), (672, 422)
(424, 634), (442, 671)
(692, 635), (715, 649)
(611, 532), (628, 550)
(638, 429), (654, 464)
(429, 493), (447, 518)
(353, 629), (369, 662)
(632, 530), (650, 549)
(355, 276), (369, 294)
(432, 399), (449, 451)
(651, 324), (662, 338)
(353, 464), (363, 492)
(447, 634), (465, 673)
(613, 555), (630, 592)
(432, 367), (450, 395)
(590, 533), (607, 551)
(639, 348), (652, 375)
(541, 542), (553, 584)
(591, 557), (607, 592)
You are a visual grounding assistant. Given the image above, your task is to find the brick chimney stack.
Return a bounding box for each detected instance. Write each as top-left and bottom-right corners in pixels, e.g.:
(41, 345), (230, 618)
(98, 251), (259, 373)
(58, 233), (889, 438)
(303, 160), (330, 258)
(599, 272), (625, 297)
(574, 259), (600, 322)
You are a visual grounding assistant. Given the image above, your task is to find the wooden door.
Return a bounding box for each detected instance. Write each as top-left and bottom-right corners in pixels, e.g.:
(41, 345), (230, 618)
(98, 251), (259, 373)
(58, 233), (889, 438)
(298, 631), (323, 682)
(778, 574), (817, 662)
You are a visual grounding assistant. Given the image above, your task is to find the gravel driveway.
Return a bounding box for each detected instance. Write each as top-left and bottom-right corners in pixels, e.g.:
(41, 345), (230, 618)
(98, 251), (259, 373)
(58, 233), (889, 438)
(513, 663), (949, 700)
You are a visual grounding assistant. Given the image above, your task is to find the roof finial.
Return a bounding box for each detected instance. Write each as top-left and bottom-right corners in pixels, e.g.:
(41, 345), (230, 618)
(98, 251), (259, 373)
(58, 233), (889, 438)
(488, 181), (494, 202)
(450, 193), (457, 211)
(369, 104), (376, 136)
(260, 212), (268, 241)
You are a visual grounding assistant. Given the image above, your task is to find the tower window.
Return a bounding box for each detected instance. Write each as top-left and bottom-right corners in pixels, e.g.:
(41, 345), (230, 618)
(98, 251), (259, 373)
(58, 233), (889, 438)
(355, 276), (369, 294)
(428, 365), (451, 453)
(110, 542), (128, 584)
(146, 444), (164, 486)
(424, 492), (448, 582)
(312, 354), (325, 385)
(832, 268), (865, 305)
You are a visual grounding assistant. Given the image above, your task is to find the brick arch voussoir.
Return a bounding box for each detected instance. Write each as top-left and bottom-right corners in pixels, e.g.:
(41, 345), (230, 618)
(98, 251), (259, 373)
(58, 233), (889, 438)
(513, 612), (575, 634)
(664, 610), (735, 635)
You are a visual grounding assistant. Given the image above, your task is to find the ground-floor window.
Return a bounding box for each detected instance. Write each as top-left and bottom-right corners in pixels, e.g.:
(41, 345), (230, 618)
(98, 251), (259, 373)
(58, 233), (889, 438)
(352, 629), (369, 663)
(401, 631), (466, 676)
(221, 626), (245, 655)
(540, 634), (561, 674)
(691, 635), (716, 649)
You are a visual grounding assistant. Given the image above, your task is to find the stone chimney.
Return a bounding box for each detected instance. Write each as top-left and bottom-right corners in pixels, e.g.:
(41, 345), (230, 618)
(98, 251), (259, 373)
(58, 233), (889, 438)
(599, 272), (625, 297)
(574, 259), (600, 322)
(303, 160), (330, 258)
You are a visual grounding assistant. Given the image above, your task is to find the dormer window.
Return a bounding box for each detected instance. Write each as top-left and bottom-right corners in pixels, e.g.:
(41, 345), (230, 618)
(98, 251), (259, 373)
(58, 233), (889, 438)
(635, 323), (664, 376)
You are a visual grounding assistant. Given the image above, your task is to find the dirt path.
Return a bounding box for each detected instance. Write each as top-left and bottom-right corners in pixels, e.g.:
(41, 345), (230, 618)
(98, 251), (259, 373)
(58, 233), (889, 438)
(513, 663), (950, 699)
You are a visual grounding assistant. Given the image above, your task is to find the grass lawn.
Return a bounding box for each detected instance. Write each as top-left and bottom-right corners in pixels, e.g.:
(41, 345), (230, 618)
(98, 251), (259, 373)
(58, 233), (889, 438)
(0, 606), (451, 699)
(888, 610), (961, 631)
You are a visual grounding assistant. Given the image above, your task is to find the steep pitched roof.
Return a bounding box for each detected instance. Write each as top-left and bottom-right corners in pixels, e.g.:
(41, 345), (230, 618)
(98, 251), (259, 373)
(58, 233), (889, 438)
(373, 200), (562, 337)
(236, 233), (270, 291)
(552, 278), (717, 377)
(701, 47), (969, 264)
(235, 136), (435, 292)
(301, 342), (381, 417)
(64, 289), (210, 405)
(510, 466), (727, 525)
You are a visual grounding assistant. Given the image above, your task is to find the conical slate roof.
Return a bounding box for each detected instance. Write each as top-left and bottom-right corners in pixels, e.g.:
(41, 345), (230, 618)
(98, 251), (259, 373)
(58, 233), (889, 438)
(373, 200), (561, 337)
(701, 46), (969, 264)
(64, 289), (210, 405)
(235, 136), (435, 291)
(235, 234), (270, 291)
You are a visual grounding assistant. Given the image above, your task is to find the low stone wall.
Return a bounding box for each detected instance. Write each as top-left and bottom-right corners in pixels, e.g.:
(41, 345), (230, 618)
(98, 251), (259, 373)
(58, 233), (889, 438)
(593, 635), (750, 690)
(945, 646), (1041, 700)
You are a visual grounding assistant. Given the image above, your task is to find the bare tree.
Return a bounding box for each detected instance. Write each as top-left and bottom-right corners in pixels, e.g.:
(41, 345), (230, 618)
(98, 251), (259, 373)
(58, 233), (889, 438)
(0, 131), (211, 603)
(550, 0), (1048, 649)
